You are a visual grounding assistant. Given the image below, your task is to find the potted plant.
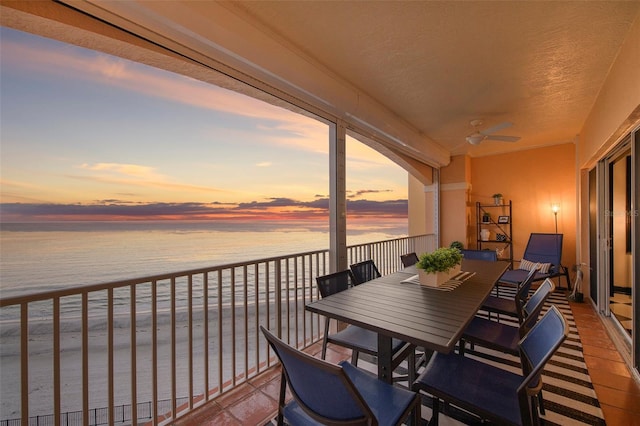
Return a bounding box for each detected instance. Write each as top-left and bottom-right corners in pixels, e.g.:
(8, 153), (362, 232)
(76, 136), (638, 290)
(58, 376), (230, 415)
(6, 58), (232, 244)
(417, 247), (463, 287)
(492, 193), (503, 205)
(450, 241), (464, 251)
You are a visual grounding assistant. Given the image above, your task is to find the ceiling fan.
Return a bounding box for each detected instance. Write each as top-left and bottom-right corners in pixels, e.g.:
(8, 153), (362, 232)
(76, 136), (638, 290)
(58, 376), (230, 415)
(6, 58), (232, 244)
(466, 119), (521, 145)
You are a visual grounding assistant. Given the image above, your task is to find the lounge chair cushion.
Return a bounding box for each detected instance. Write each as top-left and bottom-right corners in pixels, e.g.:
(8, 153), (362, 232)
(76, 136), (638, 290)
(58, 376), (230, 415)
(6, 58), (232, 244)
(500, 268), (549, 286)
(519, 258), (551, 274)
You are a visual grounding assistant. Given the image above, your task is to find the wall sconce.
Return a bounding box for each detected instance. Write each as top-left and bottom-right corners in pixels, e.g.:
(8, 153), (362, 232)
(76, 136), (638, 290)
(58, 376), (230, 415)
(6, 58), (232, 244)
(551, 204), (559, 234)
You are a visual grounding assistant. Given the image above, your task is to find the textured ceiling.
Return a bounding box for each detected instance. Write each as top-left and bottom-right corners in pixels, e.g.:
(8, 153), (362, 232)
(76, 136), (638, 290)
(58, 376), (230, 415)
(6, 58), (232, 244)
(220, 1), (639, 157)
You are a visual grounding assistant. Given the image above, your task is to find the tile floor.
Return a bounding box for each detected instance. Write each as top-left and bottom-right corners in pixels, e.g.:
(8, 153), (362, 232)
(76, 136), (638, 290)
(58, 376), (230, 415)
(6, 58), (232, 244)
(175, 298), (640, 426)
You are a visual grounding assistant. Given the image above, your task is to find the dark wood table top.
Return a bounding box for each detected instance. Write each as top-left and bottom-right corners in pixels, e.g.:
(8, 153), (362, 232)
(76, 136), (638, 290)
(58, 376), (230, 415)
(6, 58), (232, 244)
(306, 259), (508, 354)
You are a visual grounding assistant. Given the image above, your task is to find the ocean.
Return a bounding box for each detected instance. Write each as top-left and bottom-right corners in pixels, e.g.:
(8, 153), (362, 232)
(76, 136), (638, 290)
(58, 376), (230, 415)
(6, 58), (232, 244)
(0, 219), (407, 298)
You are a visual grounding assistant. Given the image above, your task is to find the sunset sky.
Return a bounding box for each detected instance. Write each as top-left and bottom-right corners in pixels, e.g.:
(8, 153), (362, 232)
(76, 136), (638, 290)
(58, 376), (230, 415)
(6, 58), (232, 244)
(0, 27), (408, 222)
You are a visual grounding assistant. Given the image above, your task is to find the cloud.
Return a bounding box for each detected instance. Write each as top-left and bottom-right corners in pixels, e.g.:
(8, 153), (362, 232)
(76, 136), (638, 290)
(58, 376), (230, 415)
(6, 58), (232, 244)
(70, 162), (229, 194)
(255, 161), (272, 167)
(2, 34), (328, 153)
(0, 197), (407, 222)
(3, 30), (397, 165)
(350, 189), (393, 198)
(78, 163), (161, 179)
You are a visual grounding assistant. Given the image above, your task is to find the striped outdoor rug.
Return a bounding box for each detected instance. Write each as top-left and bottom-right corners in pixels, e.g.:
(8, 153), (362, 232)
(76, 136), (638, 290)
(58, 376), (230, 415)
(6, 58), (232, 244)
(268, 289), (606, 425)
(412, 288), (606, 425)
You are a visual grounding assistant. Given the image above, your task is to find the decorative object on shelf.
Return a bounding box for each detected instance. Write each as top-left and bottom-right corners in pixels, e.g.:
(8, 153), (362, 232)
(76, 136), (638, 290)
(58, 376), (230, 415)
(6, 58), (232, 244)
(450, 240), (464, 250)
(492, 193), (503, 205)
(498, 215), (510, 224)
(417, 247), (463, 287)
(496, 233), (507, 242)
(480, 229), (491, 241)
(482, 212), (491, 223)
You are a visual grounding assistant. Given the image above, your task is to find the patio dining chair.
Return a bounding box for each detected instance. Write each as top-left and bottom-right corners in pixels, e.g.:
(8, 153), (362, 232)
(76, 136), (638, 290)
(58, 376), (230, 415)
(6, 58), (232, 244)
(413, 305), (569, 426)
(261, 326), (421, 426)
(400, 252), (420, 267)
(460, 249), (498, 262)
(350, 259), (382, 284)
(499, 233), (571, 290)
(315, 270), (416, 381)
(460, 278), (555, 414)
(461, 278), (555, 356)
(482, 264), (539, 323)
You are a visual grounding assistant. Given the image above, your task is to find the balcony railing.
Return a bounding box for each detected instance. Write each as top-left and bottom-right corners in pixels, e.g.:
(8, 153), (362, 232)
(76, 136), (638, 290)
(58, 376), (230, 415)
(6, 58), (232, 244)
(0, 234), (435, 426)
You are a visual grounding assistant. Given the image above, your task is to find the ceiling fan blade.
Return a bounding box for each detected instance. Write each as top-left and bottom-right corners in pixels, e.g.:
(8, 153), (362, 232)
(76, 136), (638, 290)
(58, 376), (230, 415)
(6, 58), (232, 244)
(486, 135), (521, 142)
(481, 121), (512, 135)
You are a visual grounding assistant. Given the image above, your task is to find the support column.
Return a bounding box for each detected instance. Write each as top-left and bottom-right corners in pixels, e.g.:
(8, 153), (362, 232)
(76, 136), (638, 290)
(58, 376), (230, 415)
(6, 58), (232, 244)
(329, 120), (347, 272)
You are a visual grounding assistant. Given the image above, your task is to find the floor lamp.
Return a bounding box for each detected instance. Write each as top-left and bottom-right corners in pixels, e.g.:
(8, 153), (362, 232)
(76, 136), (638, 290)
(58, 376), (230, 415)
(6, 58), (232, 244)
(552, 204), (559, 234)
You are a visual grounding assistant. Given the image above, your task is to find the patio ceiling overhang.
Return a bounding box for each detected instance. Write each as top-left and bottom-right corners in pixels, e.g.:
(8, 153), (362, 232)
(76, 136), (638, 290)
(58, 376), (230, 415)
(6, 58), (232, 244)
(57, 0), (449, 168)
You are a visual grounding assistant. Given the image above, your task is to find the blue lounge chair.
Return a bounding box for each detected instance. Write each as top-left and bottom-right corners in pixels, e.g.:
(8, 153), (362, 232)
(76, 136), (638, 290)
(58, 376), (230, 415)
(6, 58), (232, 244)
(499, 233), (570, 289)
(261, 326), (421, 426)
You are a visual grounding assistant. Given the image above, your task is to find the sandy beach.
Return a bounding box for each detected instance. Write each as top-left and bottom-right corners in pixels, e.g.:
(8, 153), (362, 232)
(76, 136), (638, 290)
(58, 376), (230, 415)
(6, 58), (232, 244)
(0, 301), (310, 421)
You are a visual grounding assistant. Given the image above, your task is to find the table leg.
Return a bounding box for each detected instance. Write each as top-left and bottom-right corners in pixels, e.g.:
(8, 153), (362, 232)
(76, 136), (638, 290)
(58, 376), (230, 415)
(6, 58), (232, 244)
(377, 334), (393, 383)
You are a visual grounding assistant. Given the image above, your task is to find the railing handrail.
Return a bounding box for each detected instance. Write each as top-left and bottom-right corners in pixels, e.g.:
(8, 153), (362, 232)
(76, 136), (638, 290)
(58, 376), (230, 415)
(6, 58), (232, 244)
(0, 248), (330, 307)
(0, 234), (430, 307)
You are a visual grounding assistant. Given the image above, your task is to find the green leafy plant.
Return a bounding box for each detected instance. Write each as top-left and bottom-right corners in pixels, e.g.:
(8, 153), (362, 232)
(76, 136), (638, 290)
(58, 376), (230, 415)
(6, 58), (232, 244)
(417, 247), (463, 273)
(449, 241), (464, 250)
(492, 193), (503, 198)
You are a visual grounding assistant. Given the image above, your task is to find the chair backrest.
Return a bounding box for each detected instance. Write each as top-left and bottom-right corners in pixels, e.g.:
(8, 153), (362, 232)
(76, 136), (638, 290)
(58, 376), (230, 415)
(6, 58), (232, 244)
(517, 306), (569, 425)
(522, 233), (563, 274)
(400, 252), (420, 267)
(461, 249), (498, 262)
(316, 270), (356, 298)
(350, 260), (381, 284)
(520, 278), (555, 336)
(260, 326), (373, 424)
(513, 264), (540, 321)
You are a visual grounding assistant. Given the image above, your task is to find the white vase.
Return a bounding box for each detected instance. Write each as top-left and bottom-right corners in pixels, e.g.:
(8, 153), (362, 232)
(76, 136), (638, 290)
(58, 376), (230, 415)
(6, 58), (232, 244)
(418, 265), (461, 287)
(480, 229), (491, 241)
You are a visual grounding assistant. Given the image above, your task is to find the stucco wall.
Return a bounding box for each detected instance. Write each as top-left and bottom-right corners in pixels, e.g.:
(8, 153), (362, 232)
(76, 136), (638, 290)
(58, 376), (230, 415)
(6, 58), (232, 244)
(579, 14), (640, 167)
(470, 143), (577, 272)
(577, 14), (640, 291)
(408, 173), (432, 237)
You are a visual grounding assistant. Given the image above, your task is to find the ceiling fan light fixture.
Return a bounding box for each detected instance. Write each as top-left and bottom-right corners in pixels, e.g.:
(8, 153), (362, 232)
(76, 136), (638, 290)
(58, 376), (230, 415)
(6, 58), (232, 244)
(466, 134), (485, 145)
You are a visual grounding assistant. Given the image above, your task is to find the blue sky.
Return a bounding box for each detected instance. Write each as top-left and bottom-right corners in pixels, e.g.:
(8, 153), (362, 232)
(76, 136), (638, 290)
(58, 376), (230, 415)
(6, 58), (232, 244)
(0, 27), (407, 222)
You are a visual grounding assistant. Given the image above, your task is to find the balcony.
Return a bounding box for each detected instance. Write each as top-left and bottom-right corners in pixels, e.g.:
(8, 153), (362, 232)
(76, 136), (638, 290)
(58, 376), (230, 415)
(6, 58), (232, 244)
(174, 299), (640, 425)
(2, 232), (639, 425)
(0, 235), (435, 425)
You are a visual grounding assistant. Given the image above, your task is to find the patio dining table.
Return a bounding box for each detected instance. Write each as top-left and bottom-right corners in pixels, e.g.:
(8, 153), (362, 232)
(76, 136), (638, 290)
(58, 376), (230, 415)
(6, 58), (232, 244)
(305, 259), (508, 383)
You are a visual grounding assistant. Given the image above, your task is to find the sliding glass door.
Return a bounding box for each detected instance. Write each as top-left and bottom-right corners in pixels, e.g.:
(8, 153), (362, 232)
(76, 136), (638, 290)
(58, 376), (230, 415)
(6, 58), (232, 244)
(606, 139), (633, 339)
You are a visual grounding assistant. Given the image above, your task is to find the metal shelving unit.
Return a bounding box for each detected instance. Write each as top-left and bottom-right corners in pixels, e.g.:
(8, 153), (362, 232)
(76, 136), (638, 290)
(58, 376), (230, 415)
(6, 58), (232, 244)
(476, 200), (513, 268)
